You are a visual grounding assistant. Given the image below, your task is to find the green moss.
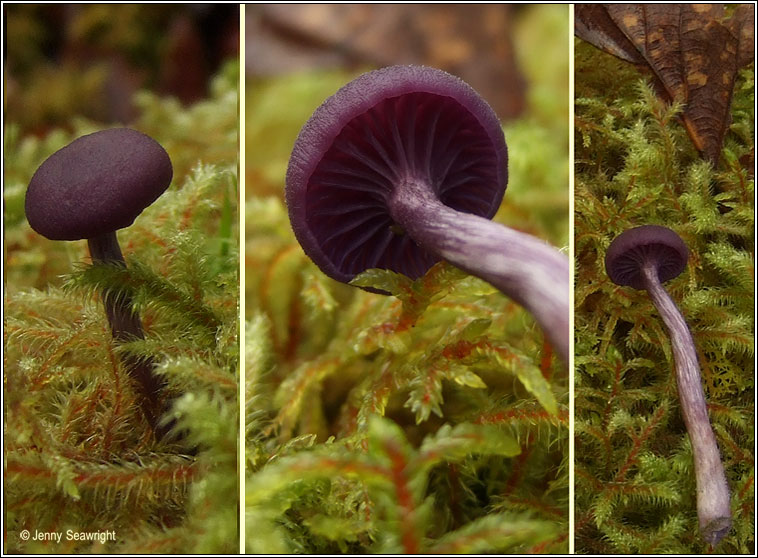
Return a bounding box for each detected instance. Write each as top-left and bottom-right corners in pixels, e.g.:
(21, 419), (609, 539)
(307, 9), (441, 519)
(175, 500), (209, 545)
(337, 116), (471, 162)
(574, 42), (754, 554)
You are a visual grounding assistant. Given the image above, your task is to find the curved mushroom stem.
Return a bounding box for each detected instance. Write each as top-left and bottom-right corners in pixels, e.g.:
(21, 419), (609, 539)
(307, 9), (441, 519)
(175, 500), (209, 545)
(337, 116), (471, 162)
(389, 178), (570, 363)
(88, 231), (168, 438)
(641, 261), (731, 545)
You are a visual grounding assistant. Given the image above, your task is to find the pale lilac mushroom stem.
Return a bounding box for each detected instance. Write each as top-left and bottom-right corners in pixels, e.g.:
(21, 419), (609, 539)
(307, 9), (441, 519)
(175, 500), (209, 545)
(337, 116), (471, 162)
(389, 178), (569, 361)
(641, 262), (731, 545)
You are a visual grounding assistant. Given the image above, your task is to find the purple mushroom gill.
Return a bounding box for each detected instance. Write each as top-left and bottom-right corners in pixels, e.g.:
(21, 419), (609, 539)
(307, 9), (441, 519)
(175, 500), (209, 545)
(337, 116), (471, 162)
(605, 225), (731, 545)
(286, 65), (569, 362)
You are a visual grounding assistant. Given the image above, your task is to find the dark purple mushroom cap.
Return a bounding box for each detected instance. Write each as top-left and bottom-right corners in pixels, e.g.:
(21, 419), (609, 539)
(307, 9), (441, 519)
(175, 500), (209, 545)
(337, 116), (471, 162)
(25, 128), (173, 241)
(286, 65), (508, 284)
(605, 225), (689, 290)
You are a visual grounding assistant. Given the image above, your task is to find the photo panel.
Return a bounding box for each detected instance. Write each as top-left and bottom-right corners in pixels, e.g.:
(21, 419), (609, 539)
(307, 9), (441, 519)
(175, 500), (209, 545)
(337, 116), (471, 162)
(3, 5), (240, 553)
(244, 4), (570, 554)
(573, 4), (754, 553)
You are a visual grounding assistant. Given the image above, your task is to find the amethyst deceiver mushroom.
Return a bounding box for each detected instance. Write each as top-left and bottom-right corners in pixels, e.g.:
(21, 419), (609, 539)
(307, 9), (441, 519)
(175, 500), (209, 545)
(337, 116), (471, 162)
(605, 224), (731, 545)
(25, 128), (173, 437)
(286, 65), (569, 362)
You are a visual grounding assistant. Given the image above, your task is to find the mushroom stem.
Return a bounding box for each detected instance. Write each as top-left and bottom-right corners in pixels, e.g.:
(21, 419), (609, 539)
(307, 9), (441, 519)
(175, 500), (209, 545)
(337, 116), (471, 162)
(641, 261), (731, 545)
(88, 231), (167, 436)
(389, 178), (570, 363)
(88, 232), (144, 341)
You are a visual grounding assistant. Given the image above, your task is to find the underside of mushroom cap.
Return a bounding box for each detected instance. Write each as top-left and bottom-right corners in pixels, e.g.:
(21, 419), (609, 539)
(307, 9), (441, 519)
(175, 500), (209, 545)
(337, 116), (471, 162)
(605, 225), (689, 289)
(25, 128), (173, 241)
(286, 65), (508, 284)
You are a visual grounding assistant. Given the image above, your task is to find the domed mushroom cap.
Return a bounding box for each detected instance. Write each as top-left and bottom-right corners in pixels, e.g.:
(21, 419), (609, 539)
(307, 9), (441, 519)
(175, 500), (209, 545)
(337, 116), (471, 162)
(286, 65), (508, 283)
(25, 128), (173, 241)
(605, 225), (689, 289)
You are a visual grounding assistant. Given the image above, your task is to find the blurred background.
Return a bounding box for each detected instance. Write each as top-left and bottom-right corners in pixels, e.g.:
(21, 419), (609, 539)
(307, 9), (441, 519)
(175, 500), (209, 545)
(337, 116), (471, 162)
(246, 4), (528, 119)
(4, 4), (239, 134)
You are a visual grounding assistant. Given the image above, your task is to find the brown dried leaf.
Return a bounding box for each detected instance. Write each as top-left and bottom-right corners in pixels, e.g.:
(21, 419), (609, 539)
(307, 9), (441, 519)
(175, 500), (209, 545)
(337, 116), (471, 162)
(729, 3), (756, 69)
(605, 4), (648, 54)
(574, 4), (644, 65)
(680, 8), (739, 163)
(575, 3), (754, 165)
(607, 4), (686, 102)
(641, 4), (686, 102)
